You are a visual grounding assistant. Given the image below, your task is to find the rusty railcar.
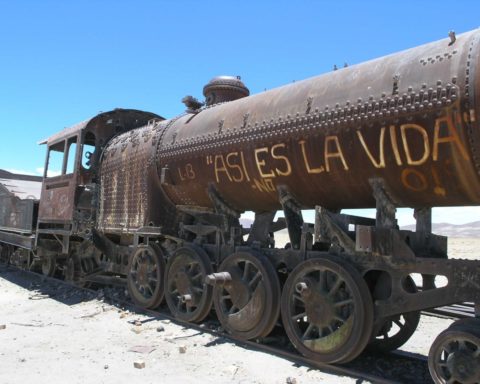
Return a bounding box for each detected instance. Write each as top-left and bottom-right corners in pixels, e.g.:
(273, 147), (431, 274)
(1, 30), (480, 383)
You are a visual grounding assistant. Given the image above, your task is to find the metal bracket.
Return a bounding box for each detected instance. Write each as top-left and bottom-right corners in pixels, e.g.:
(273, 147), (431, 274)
(414, 207), (432, 233)
(247, 211), (276, 248)
(278, 186), (303, 249)
(133, 226), (162, 247)
(314, 206), (356, 254)
(369, 178), (398, 229)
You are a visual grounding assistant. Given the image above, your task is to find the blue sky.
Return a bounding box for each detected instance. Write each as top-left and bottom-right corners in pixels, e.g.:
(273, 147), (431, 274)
(1, 0), (480, 225)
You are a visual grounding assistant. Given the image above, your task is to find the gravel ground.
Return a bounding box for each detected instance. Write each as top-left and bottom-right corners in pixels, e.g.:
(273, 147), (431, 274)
(0, 237), (475, 384)
(0, 269), (362, 384)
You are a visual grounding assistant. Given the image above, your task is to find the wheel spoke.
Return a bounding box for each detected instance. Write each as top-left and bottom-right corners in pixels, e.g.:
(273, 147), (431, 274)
(191, 272), (203, 281)
(242, 260), (251, 281)
(248, 271), (262, 289)
(145, 284), (153, 296)
(318, 269), (326, 290)
(292, 312), (307, 321)
(328, 276), (344, 297)
(333, 298), (353, 308)
(133, 258), (140, 269)
(192, 286), (204, 294)
(393, 319), (403, 328)
(302, 323), (315, 340)
(293, 293), (305, 304)
(228, 305), (238, 315)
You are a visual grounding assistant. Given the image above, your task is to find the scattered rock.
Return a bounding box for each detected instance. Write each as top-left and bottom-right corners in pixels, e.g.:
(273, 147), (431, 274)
(286, 377), (298, 384)
(134, 320), (142, 326)
(156, 325), (165, 332)
(104, 364), (109, 369)
(225, 365), (239, 376)
(129, 345), (156, 354)
(179, 346), (187, 354)
(0, 324), (6, 330)
(133, 360), (145, 369)
(19, 358), (26, 363)
(131, 327), (142, 334)
(120, 313), (127, 319)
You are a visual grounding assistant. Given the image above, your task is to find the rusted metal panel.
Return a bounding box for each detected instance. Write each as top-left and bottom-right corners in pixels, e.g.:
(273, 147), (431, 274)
(38, 174), (76, 222)
(154, 29), (480, 213)
(0, 230), (35, 249)
(40, 109), (163, 147)
(98, 120), (177, 234)
(0, 171), (41, 234)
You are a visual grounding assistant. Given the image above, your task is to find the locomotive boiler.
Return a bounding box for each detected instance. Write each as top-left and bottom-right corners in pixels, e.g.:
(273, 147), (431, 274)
(2, 29), (480, 383)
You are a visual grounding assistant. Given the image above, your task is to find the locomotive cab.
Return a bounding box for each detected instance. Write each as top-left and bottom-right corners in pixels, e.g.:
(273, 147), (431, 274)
(36, 109), (163, 252)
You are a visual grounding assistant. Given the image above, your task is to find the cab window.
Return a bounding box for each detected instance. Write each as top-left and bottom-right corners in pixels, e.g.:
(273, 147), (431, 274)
(45, 136), (78, 177)
(82, 132), (96, 170)
(65, 137), (78, 174)
(46, 141), (64, 177)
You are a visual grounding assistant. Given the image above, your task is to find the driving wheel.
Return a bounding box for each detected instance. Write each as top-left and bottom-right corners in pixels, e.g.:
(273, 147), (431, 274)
(41, 255), (56, 277)
(212, 251), (281, 340)
(165, 245), (213, 322)
(368, 275), (420, 353)
(281, 256), (374, 364)
(428, 319), (480, 384)
(127, 244), (166, 309)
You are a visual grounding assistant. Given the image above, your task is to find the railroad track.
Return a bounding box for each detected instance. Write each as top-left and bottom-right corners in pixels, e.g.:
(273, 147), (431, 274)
(0, 265), (436, 384)
(423, 302), (476, 319)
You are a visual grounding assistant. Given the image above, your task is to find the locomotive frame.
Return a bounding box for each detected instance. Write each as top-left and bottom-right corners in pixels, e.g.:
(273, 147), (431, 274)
(2, 29), (480, 383)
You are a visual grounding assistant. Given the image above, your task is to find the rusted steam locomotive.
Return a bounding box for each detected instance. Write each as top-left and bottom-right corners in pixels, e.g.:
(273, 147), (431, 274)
(1, 28), (480, 383)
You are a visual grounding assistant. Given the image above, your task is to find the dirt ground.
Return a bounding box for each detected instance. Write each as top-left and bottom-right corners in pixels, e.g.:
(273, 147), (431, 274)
(0, 237), (475, 384)
(0, 271), (362, 384)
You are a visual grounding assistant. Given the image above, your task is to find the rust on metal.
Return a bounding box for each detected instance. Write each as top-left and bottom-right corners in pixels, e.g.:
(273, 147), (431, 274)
(3, 28), (480, 384)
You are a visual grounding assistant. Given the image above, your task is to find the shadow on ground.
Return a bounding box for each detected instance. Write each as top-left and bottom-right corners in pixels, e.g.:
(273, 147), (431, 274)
(0, 265), (433, 384)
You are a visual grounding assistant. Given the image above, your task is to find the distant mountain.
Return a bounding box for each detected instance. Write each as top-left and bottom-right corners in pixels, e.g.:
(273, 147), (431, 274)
(402, 221), (480, 237)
